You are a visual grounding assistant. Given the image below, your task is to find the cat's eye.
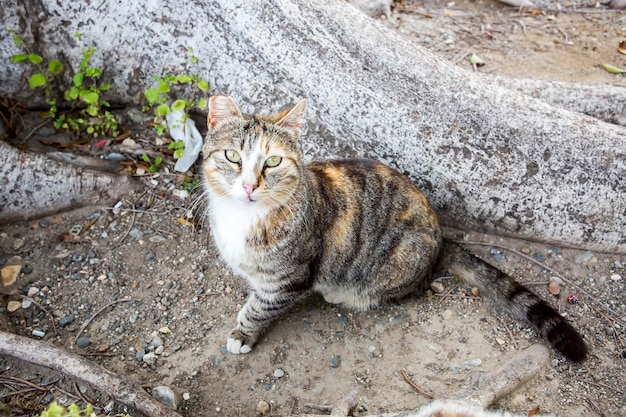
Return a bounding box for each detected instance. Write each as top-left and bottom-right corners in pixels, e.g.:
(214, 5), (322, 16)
(225, 149), (241, 164)
(264, 156), (282, 168)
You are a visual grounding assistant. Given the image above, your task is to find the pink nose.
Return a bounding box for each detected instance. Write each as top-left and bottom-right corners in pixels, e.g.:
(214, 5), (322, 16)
(243, 183), (257, 196)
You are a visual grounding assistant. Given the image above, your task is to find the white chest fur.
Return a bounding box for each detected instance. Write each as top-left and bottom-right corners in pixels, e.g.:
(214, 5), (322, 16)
(209, 196), (267, 276)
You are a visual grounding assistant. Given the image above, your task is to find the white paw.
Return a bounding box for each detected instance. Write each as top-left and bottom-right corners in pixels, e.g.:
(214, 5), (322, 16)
(227, 337), (252, 354)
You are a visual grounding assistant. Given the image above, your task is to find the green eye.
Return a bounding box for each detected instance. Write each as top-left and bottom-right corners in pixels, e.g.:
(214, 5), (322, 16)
(225, 149), (241, 164)
(264, 156), (282, 168)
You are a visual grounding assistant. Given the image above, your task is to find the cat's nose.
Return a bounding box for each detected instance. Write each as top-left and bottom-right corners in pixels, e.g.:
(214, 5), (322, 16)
(243, 183), (257, 196)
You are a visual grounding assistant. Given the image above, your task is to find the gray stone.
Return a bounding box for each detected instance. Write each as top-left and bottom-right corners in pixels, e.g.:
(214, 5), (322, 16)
(76, 337), (91, 348)
(152, 385), (179, 410)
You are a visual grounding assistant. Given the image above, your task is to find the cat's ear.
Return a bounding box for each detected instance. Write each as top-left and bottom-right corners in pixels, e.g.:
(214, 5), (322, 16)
(207, 95), (243, 128)
(274, 99), (307, 135)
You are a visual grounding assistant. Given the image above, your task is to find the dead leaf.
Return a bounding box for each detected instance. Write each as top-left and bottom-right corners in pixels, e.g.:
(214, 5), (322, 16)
(619, 40), (626, 55)
(471, 287), (480, 296)
(1, 265), (21, 286)
(548, 280), (561, 295)
(176, 217), (193, 227)
(527, 405), (541, 416)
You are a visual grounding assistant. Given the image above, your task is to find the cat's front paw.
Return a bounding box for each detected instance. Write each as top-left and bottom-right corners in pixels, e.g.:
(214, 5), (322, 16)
(226, 329), (255, 354)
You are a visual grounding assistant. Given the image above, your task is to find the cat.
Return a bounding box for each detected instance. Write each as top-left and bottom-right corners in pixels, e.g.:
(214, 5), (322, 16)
(200, 95), (588, 362)
(402, 400), (555, 417)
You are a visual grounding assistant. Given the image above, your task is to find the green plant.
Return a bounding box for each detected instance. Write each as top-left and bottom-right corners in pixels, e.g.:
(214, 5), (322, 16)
(9, 29), (63, 118)
(142, 153), (163, 173)
(9, 31), (120, 138)
(41, 401), (92, 417)
(143, 48), (209, 144)
(168, 139), (186, 159)
(181, 176), (202, 194)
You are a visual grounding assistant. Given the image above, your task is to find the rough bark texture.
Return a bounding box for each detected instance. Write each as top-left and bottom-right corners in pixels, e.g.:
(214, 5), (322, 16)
(0, 0), (624, 252)
(0, 141), (141, 224)
(0, 331), (182, 417)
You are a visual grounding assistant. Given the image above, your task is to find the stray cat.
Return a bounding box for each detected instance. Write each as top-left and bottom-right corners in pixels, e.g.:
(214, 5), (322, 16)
(407, 400), (555, 417)
(201, 95), (587, 362)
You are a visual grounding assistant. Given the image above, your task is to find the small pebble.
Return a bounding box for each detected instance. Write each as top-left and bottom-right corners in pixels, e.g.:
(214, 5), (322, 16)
(143, 352), (157, 365)
(462, 358), (482, 367)
(273, 368), (285, 378)
(104, 401), (115, 413)
(330, 356), (341, 368)
(155, 345), (165, 355)
(575, 251), (595, 264)
(76, 337), (91, 348)
(13, 238), (26, 250)
(533, 253), (545, 261)
(21, 298), (32, 309)
(264, 384), (273, 391)
(182, 392), (190, 401)
(256, 400), (271, 415)
(136, 347), (148, 362)
(59, 316), (74, 327)
(32, 329), (45, 338)
(27, 287), (39, 297)
(220, 346), (228, 355)
(21, 265), (33, 274)
(610, 273), (622, 281)
(7, 300), (21, 312)
(152, 385), (178, 410)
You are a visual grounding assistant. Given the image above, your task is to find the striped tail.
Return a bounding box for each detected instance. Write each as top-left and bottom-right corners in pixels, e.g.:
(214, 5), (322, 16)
(435, 240), (588, 362)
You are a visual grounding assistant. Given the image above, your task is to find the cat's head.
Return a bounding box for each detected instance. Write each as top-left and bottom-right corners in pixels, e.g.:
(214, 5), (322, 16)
(202, 95), (307, 208)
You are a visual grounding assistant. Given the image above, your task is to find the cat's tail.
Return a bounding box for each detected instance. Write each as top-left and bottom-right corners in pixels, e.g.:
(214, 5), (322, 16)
(435, 239), (588, 362)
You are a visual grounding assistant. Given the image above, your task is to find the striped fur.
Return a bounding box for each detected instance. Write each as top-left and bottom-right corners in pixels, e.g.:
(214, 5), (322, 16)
(201, 96), (587, 361)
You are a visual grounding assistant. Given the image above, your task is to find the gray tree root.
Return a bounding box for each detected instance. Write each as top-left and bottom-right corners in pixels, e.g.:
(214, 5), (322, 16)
(0, 0), (624, 252)
(0, 331), (182, 417)
(0, 141), (141, 224)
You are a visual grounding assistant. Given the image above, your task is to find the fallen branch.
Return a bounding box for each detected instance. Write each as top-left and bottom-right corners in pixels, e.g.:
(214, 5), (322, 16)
(0, 331), (181, 417)
(74, 297), (132, 344)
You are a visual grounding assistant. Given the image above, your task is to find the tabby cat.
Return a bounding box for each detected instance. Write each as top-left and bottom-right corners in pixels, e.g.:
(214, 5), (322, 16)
(201, 95), (587, 362)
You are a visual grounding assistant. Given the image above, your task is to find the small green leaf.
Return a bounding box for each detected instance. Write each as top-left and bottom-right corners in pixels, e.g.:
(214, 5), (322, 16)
(142, 153), (151, 163)
(155, 156), (163, 165)
(87, 126), (95, 134)
(158, 81), (171, 93)
(174, 148), (184, 159)
(10, 53), (27, 63)
(48, 59), (63, 75)
(196, 98), (207, 109)
(81, 91), (99, 105)
(197, 79), (209, 92)
(75, 32), (83, 40)
(144, 88), (161, 104)
(156, 103), (171, 116)
(85, 105), (99, 117)
(65, 86), (80, 100)
(28, 73), (46, 88)
(602, 63), (626, 74)
(73, 72), (84, 87)
(28, 53), (43, 65)
(172, 99), (186, 112)
(149, 165), (158, 173)
(100, 83), (111, 91)
(11, 35), (22, 47)
(176, 74), (192, 83)
(85, 67), (102, 77)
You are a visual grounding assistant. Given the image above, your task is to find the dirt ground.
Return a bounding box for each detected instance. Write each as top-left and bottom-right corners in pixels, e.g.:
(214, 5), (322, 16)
(1, 1), (625, 416)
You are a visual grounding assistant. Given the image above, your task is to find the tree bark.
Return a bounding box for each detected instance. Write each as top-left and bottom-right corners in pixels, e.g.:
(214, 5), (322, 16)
(0, 331), (182, 417)
(0, 0), (624, 252)
(0, 141), (141, 224)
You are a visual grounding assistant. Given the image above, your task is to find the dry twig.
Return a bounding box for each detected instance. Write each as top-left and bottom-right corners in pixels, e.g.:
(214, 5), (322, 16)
(400, 369), (435, 399)
(74, 297), (132, 344)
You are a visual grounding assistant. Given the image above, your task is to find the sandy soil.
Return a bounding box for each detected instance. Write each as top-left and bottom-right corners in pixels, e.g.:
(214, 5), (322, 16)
(1, 1), (625, 416)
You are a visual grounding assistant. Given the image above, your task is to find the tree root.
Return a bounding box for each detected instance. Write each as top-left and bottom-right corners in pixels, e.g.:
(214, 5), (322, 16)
(0, 331), (182, 417)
